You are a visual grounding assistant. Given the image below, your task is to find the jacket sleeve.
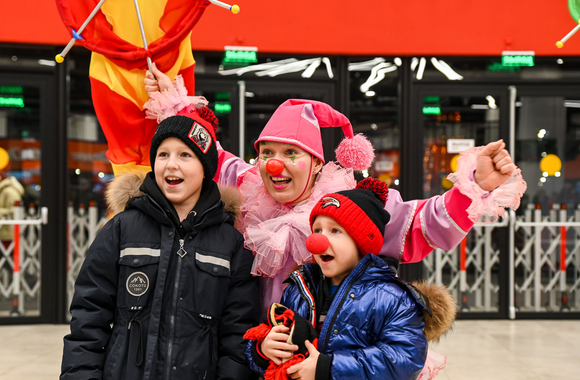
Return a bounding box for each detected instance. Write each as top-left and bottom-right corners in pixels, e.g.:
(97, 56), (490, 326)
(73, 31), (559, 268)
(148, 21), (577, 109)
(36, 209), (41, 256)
(215, 142), (253, 187)
(61, 218), (120, 380)
(328, 286), (428, 380)
(380, 187), (474, 263)
(216, 234), (260, 380)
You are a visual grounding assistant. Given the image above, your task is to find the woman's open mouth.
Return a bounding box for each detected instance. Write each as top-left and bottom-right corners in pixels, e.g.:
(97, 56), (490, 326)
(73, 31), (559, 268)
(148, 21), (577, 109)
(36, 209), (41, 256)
(270, 176), (291, 189)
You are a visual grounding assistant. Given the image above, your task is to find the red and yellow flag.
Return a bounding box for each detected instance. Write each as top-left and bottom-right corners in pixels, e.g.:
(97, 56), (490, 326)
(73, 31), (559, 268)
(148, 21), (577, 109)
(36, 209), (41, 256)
(56, 0), (209, 175)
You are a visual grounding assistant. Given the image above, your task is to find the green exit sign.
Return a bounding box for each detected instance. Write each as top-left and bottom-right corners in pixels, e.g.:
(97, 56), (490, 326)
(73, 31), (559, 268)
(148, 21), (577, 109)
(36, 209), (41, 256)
(223, 50), (258, 65)
(215, 102), (231, 113)
(0, 96), (24, 108)
(422, 106), (441, 115)
(502, 51), (535, 67)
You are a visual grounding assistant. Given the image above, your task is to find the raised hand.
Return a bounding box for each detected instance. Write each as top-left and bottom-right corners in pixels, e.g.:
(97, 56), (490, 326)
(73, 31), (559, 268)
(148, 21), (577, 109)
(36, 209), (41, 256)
(474, 139), (516, 192)
(144, 63), (172, 94)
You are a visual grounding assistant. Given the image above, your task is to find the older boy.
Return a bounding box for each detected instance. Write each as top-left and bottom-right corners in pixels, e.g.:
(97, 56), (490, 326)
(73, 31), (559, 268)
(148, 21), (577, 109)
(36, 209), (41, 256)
(61, 112), (260, 380)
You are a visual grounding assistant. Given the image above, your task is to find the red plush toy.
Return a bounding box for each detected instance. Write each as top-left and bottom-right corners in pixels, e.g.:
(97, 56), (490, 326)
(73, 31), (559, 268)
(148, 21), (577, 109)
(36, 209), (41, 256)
(244, 303), (319, 380)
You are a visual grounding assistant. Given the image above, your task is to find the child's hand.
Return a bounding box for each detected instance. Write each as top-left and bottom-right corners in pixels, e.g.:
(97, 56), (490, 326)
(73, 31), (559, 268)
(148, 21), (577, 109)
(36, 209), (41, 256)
(144, 63), (173, 94)
(287, 340), (319, 380)
(260, 325), (299, 365)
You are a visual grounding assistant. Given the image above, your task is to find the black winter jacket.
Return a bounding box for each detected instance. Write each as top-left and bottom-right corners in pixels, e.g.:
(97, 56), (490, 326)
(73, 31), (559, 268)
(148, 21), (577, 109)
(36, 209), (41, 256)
(61, 174), (260, 380)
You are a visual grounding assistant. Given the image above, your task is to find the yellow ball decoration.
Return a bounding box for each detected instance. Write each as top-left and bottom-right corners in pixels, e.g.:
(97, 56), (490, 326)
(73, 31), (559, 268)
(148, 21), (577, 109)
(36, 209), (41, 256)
(55, 54), (64, 63)
(378, 173), (391, 185)
(441, 177), (454, 190)
(539, 154), (562, 176)
(231, 4), (240, 14)
(556, 41), (564, 49)
(450, 154), (459, 173)
(0, 148), (9, 170)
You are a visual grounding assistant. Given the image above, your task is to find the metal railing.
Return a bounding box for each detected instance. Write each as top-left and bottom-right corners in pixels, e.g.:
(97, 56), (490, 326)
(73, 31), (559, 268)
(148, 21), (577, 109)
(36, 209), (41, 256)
(426, 203), (580, 316)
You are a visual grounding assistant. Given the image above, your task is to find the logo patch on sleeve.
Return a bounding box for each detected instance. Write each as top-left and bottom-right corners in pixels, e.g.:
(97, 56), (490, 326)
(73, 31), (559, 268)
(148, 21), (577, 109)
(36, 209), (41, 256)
(320, 196), (340, 209)
(188, 122), (212, 154)
(126, 272), (150, 296)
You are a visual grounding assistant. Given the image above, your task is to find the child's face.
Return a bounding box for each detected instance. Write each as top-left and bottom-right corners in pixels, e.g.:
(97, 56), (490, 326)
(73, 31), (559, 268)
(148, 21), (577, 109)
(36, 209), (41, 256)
(311, 215), (362, 286)
(154, 137), (204, 211)
(258, 141), (323, 205)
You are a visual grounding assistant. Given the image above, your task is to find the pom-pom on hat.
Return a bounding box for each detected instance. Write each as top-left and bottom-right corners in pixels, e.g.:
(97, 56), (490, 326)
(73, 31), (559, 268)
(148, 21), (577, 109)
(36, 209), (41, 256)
(254, 99), (375, 171)
(309, 178), (391, 255)
(150, 109), (218, 180)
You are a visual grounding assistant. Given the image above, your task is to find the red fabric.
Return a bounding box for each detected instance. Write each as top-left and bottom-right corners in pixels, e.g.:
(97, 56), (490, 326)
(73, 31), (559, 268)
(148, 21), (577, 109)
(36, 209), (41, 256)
(89, 65), (195, 166)
(264, 354), (305, 380)
(243, 323), (272, 342)
(55, 0), (208, 71)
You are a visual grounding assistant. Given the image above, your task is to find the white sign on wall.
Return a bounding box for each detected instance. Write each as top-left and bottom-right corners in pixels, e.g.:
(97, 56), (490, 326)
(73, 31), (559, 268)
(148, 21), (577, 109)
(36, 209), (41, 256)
(447, 139), (475, 153)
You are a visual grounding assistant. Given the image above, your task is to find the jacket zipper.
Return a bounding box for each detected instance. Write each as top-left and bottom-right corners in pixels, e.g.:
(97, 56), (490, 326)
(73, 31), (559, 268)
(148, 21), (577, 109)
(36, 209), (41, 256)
(289, 269), (317, 325)
(320, 260), (373, 354)
(164, 238), (186, 379)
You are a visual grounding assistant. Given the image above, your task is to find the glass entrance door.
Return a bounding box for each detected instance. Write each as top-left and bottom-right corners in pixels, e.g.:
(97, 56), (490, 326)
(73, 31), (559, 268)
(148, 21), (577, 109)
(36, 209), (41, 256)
(413, 84), (580, 319)
(512, 86), (580, 317)
(412, 85), (511, 318)
(0, 72), (58, 322)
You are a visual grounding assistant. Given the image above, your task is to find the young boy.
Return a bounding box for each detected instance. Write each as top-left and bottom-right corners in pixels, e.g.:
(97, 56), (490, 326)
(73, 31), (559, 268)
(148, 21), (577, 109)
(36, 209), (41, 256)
(61, 112), (260, 380)
(245, 178), (454, 380)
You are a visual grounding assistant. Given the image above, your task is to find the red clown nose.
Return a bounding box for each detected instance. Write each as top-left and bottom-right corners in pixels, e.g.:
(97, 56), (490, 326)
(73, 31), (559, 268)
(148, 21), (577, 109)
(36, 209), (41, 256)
(266, 159), (285, 176)
(306, 233), (329, 255)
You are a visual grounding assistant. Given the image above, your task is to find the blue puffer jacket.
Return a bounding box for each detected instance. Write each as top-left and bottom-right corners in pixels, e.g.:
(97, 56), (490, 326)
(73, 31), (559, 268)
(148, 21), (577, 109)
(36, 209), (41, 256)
(280, 254), (428, 380)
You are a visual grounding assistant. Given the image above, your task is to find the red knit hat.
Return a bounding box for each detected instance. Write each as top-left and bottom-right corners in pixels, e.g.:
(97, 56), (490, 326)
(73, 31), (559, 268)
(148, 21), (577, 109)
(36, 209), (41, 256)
(309, 178), (391, 255)
(254, 99), (374, 170)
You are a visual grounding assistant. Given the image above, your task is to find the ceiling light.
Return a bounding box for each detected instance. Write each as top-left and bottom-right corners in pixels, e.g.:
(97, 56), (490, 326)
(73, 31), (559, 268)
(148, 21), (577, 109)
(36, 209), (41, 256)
(416, 58), (426, 80)
(486, 95), (497, 109)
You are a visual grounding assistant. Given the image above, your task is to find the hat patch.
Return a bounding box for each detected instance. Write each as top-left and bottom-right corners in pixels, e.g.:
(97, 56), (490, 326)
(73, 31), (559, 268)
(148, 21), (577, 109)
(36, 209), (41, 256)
(320, 196), (340, 209)
(188, 122), (212, 154)
(368, 233), (375, 240)
(126, 271), (149, 297)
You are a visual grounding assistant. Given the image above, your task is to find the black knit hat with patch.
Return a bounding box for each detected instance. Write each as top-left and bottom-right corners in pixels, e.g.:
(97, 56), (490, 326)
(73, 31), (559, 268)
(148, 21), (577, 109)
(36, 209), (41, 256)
(150, 113), (218, 180)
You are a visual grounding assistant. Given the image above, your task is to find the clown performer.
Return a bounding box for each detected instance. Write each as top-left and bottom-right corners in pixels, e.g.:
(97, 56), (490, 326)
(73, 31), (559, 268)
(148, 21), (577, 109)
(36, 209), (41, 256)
(144, 68), (527, 312)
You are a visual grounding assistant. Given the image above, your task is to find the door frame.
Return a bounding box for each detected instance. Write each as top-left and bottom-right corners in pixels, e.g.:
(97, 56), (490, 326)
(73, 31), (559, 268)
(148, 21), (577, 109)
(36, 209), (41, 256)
(0, 68), (68, 324)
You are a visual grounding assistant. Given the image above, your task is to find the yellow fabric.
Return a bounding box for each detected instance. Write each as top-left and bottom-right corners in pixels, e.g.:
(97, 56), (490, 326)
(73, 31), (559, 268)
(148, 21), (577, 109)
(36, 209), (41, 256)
(89, 37), (195, 109)
(111, 162), (152, 177)
(101, 0), (167, 46)
(89, 0), (195, 108)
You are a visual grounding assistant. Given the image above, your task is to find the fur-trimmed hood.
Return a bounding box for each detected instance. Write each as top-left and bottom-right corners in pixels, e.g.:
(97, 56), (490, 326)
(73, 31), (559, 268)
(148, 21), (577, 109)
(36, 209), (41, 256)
(105, 171), (243, 223)
(413, 280), (456, 342)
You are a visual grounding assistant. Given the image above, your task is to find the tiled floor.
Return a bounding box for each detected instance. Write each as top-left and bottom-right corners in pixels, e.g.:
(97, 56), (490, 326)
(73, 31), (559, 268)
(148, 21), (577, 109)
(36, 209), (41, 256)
(0, 321), (578, 379)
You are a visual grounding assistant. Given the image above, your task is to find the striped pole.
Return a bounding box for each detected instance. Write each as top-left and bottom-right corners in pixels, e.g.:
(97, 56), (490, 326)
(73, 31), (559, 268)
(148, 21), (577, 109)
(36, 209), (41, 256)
(560, 205), (570, 311)
(460, 237), (469, 312)
(10, 201), (22, 317)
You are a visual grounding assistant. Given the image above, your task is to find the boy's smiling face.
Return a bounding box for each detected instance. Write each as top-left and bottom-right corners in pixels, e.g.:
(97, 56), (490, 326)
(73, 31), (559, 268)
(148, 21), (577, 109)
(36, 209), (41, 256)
(311, 215), (362, 285)
(154, 137), (204, 216)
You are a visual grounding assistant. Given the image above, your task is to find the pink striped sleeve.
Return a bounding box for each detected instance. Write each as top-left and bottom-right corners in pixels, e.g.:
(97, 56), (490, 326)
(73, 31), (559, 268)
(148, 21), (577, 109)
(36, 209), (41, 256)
(400, 187), (474, 263)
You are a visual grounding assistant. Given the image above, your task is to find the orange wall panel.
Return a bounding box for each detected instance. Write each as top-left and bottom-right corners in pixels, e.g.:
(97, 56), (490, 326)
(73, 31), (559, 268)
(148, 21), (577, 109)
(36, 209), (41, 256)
(1, 0), (579, 56)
